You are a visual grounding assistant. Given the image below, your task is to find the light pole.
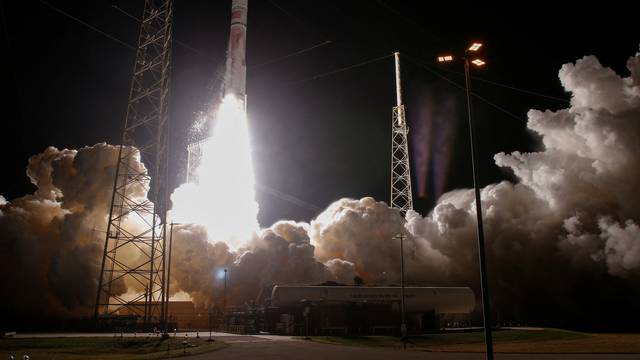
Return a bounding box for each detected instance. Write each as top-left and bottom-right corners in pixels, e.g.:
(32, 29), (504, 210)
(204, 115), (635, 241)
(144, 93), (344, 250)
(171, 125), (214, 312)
(163, 222), (176, 334)
(207, 306), (213, 342)
(394, 233), (407, 349)
(223, 268), (228, 330)
(223, 269), (228, 309)
(438, 42), (494, 360)
(400, 232), (407, 350)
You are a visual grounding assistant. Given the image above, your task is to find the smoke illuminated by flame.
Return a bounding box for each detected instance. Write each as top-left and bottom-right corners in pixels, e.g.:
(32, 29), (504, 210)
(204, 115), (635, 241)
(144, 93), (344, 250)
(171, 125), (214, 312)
(171, 95), (259, 249)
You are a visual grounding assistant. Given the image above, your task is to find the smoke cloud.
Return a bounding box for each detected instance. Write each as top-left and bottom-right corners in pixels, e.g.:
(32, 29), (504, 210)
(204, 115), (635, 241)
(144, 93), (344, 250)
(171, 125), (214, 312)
(1, 49), (639, 329)
(0, 144), (121, 320)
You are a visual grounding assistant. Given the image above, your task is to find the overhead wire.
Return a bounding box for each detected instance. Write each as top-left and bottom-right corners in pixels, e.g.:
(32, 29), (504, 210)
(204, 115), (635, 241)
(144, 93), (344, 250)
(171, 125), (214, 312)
(374, 0), (448, 46)
(290, 53), (393, 85)
(473, 76), (569, 103)
(433, 64), (570, 103)
(111, 4), (202, 56)
(249, 40), (333, 69)
(39, 0), (135, 50)
(403, 53), (527, 123)
(266, 0), (331, 42)
(255, 183), (323, 214)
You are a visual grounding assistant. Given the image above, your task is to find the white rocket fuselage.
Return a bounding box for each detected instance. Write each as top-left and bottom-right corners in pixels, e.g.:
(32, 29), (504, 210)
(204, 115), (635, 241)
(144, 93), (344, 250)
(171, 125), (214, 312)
(225, 0), (248, 98)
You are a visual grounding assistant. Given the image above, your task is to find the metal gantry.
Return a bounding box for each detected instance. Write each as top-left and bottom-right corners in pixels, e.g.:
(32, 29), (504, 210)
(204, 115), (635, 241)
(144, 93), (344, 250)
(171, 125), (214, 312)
(390, 52), (413, 215)
(95, 0), (173, 329)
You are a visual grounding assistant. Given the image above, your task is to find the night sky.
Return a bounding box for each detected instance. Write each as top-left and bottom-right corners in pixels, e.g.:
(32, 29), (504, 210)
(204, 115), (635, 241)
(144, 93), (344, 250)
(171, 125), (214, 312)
(1, 0), (637, 227)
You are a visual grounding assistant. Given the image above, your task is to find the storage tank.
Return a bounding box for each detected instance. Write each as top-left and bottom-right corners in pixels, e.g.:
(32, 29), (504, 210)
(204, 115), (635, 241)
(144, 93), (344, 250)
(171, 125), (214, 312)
(271, 286), (475, 314)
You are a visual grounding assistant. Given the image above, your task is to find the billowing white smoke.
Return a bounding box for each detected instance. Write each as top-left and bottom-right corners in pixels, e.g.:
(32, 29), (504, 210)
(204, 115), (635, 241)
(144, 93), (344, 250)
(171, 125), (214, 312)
(311, 197), (450, 283)
(167, 220), (338, 307)
(2, 49), (639, 327)
(492, 52), (640, 278)
(0, 144), (123, 318)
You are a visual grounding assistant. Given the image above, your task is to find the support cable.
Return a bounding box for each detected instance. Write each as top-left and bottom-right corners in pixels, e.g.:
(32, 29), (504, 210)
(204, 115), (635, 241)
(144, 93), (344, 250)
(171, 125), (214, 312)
(404, 54), (527, 123)
(39, 0), (135, 50)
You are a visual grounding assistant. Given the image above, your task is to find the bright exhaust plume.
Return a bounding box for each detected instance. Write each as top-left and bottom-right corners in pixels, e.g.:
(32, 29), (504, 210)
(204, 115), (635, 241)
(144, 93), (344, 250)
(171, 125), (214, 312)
(171, 95), (259, 249)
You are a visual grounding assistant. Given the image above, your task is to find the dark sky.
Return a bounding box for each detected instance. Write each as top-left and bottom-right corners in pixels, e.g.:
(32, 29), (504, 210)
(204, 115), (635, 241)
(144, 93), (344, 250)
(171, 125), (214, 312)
(1, 0), (637, 227)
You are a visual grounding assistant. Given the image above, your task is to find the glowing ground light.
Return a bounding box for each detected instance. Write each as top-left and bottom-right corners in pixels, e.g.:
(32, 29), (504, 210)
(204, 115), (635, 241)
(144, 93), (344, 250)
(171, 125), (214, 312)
(171, 95), (259, 249)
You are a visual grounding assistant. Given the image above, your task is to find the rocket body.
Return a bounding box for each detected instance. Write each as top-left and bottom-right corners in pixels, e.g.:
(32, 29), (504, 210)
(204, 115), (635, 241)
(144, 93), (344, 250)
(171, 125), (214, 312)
(225, 0), (248, 98)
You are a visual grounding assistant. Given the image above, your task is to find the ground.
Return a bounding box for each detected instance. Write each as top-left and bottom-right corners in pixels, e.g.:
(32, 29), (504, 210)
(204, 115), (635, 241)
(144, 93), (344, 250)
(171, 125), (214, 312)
(3, 329), (640, 360)
(184, 339), (640, 360)
(0, 335), (227, 360)
(312, 328), (640, 353)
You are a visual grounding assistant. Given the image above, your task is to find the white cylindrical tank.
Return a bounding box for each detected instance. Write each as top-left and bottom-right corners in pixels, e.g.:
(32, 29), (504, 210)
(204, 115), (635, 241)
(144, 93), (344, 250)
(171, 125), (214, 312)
(271, 286), (475, 314)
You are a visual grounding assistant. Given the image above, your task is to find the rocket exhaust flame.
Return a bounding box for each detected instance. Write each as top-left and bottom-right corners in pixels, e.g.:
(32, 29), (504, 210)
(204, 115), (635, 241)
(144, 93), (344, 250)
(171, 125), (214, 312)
(171, 95), (259, 249)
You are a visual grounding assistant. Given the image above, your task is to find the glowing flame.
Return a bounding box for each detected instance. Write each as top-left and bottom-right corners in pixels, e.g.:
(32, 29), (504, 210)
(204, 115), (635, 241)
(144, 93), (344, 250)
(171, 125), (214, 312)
(171, 95), (259, 249)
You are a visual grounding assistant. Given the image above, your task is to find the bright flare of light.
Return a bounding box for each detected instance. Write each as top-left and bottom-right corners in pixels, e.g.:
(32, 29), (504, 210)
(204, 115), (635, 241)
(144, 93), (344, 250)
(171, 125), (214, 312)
(468, 42), (483, 52)
(471, 58), (486, 67)
(215, 268), (227, 280)
(171, 95), (259, 249)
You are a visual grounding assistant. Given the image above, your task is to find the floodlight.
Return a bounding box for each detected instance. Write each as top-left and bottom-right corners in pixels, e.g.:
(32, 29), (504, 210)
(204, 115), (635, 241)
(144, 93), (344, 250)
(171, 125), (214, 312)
(468, 42), (483, 51)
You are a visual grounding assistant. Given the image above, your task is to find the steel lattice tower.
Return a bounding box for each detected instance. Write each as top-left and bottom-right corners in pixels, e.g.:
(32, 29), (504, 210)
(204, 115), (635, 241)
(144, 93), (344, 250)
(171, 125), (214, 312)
(390, 52), (413, 215)
(95, 0), (173, 328)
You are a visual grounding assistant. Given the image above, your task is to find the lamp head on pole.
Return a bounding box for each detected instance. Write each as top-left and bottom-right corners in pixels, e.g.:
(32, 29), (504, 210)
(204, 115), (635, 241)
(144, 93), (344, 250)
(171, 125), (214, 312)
(467, 42), (486, 67)
(471, 58), (486, 67)
(437, 55), (454, 63)
(468, 42), (483, 52)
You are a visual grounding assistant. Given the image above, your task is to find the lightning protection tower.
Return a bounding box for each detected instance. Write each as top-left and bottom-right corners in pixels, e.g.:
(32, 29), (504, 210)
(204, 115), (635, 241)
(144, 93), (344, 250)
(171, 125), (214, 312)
(95, 0), (173, 329)
(390, 52), (413, 216)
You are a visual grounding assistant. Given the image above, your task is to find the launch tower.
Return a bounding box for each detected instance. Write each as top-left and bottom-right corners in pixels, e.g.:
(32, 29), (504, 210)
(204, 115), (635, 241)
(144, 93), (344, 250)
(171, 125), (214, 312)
(390, 52), (413, 215)
(95, 0), (173, 329)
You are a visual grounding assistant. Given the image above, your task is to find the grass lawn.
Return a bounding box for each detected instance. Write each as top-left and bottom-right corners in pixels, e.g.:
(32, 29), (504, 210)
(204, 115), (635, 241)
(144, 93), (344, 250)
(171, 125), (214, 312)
(0, 336), (227, 360)
(312, 328), (640, 353)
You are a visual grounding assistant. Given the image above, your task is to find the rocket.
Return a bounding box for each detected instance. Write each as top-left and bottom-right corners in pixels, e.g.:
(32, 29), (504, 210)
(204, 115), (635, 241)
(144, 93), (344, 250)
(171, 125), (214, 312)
(224, 0), (248, 99)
